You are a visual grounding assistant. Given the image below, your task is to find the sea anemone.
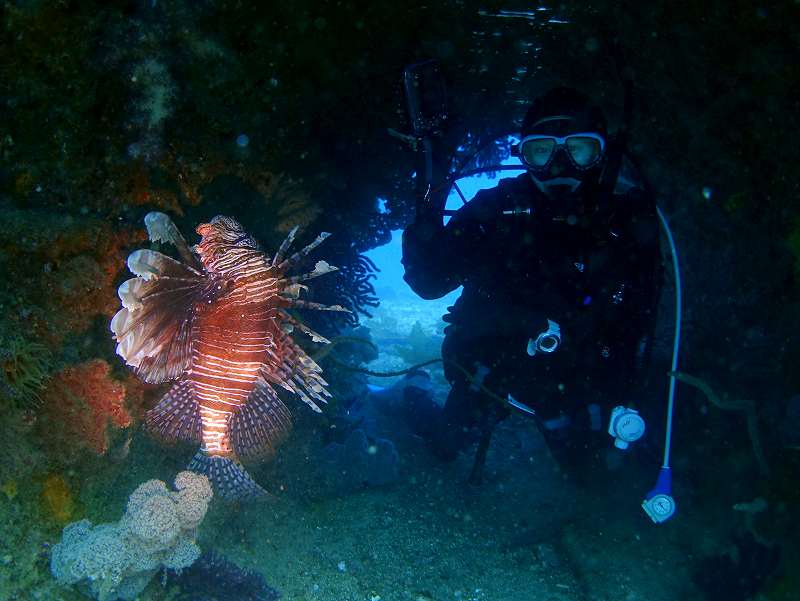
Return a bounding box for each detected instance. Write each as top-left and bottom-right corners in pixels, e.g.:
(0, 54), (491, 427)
(0, 332), (52, 405)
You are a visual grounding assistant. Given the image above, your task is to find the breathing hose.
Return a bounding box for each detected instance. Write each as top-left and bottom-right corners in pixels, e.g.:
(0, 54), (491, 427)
(655, 205), (682, 470)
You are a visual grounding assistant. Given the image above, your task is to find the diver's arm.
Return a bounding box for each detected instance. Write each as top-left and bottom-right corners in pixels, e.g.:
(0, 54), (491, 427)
(402, 191), (489, 300)
(402, 216), (460, 299)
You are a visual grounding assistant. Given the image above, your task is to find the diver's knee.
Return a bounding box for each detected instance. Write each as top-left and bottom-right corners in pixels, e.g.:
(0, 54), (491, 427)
(428, 427), (470, 462)
(404, 383), (442, 437)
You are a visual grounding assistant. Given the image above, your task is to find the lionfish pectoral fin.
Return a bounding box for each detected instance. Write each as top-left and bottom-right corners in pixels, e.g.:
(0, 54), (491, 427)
(230, 380), (292, 461)
(188, 452), (270, 502)
(144, 211), (203, 270)
(111, 246), (205, 384)
(145, 379), (202, 444)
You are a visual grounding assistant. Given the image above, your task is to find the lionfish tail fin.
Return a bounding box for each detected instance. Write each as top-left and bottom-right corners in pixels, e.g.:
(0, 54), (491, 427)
(145, 379), (202, 444)
(188, 452), (270, 502)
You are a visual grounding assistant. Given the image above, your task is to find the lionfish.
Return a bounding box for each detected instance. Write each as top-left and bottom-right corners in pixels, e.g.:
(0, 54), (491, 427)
(111, 212), (347, 500)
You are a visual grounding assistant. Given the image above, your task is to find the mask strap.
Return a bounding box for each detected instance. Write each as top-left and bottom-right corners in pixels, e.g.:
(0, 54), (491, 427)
(530, 115), (575, 129)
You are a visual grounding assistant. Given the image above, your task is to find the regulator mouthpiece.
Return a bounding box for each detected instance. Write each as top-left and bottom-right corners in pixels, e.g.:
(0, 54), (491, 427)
(607, 406), (645, 450)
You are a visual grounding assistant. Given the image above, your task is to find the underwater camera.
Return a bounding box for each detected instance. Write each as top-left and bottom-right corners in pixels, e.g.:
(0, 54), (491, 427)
(403, 59), (448, 137)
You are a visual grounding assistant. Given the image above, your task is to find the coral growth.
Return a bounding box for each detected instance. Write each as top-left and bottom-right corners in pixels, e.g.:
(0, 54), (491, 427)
(337, 253), (381, 321)
(0, 405), (46, 483)
(248, 171), (323, 235)
(396, 321), (442, 367)
(172, 471), (214, 530)
(1, 479), (18, 501)
(125, 58), (176, 164)
(0, 208), (146, 347)
(51, 472), (212, 601)
(41, 474), (75, 525)
(40, 359), (131, 456)
(44, 226), (148, 341)
(115, 157), (184, 216)
(118, 372), (156, 424)
(308, 248), (380, 334)
(170, 550), (281, 601)
(672, 371), (769, 476)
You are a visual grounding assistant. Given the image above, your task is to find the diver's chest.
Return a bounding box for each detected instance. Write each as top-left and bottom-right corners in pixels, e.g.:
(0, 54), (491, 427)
(489, 218), (616, 279)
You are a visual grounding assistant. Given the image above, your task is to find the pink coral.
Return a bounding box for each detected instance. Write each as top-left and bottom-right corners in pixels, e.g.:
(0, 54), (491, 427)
(42, 359), (131, 455)
(33, 221), (147, 347)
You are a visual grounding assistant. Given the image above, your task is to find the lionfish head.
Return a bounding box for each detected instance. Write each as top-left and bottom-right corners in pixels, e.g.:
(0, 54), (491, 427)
(195, 216), (261, 270)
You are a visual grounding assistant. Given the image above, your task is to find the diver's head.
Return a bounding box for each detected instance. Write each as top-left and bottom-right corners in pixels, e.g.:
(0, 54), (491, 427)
(518, 87), (607, 199)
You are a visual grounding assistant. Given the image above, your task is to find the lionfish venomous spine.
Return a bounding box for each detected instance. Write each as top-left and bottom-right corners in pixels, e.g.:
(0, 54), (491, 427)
(111, 212), (347, 500)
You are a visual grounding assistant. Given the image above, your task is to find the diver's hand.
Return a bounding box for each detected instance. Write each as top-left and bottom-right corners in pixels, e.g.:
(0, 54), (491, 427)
(406, 217), (442, 245)
(416, 185), (448, 223)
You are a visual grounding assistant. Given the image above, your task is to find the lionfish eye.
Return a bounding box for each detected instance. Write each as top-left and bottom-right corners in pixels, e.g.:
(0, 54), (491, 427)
(231, 233), (258, 249)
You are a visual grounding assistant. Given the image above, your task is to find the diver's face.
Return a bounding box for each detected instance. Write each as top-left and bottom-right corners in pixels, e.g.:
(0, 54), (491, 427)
(524, 116), (603, 199)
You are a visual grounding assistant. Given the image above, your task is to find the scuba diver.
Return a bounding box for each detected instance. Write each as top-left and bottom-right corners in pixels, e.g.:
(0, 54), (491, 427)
(401, 86), (663, 484)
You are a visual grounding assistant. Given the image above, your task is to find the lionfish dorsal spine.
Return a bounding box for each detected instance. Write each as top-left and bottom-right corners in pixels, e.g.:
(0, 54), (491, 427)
(271, 225), (299, 267)
(275, 231), (332, 272)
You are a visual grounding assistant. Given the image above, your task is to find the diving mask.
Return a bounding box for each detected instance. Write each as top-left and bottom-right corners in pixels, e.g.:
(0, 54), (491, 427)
(518, 132), (606, 171)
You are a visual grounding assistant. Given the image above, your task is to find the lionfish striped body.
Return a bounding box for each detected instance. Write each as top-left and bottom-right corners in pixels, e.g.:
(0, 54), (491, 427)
(111, 213), (346, 500)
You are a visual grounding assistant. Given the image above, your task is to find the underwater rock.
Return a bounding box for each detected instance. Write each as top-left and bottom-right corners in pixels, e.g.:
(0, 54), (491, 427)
(368, 369), (434, 412)
(692, 532), (780, 601)
(324, 369), (438, 452)
(170, 550), (280, 601)
(780, 394), (800, 449)
(50, 472), (212, 601)
(319, 429), (400, 490)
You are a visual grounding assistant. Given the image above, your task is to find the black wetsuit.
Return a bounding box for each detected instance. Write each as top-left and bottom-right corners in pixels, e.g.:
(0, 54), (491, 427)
(402, 169), (662, 468)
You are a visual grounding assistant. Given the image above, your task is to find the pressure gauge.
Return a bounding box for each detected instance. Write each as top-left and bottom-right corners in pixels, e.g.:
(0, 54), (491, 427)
(642, 493), (676, 523)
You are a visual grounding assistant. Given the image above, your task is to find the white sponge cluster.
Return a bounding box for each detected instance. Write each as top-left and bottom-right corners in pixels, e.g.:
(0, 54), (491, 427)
(51, 471), (212, 601)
